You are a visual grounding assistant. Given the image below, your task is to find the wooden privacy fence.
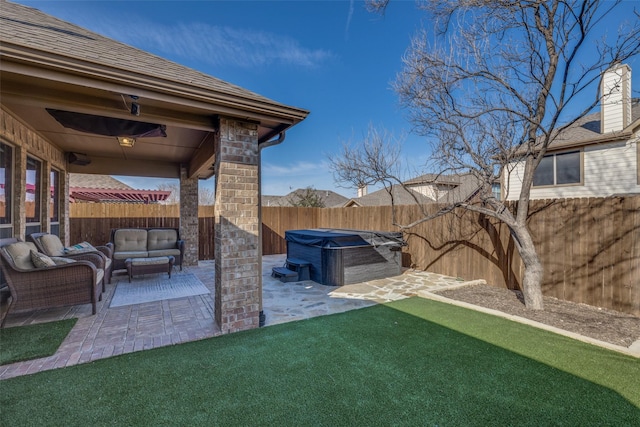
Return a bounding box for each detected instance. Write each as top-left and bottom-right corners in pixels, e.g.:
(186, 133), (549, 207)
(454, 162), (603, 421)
(70, 205), (215, 260)
(70, 197), (639, 315)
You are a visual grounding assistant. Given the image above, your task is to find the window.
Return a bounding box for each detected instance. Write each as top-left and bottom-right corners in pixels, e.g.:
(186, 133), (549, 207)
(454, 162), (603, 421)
(491, 183), (501, 201)
(50, 169), (60, 236)
(26, 156), (42, 225)
(533, 150), (582, 187)
(0, 143), (12, 238)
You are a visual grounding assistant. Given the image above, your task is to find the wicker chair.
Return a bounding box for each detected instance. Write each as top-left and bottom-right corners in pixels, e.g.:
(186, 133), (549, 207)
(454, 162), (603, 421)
(0, 238), (103, 327)
(28, 232), (113, 286)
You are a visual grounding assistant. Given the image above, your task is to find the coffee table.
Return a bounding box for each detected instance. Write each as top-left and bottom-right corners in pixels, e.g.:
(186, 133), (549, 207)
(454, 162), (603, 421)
(125, 256), (175, 282)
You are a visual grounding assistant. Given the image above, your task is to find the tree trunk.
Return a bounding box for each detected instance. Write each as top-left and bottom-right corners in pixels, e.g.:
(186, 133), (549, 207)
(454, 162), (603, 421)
(511, 225), (544, 310)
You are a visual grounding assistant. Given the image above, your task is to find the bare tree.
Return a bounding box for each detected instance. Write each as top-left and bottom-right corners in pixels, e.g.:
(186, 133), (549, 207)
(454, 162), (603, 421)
(332, 0), (640, 309)
(287, 187), (326, 208)
(199, 187), (215, 206)
(157, 182), (216, 206)
(157, 182), (179, 205)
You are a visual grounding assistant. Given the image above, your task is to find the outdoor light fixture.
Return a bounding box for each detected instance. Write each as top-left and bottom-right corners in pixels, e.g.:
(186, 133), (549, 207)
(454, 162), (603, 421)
(117, 136), (136, 147)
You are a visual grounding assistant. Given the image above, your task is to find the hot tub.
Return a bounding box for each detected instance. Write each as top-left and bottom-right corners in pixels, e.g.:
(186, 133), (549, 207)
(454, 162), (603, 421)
(284, 228), (405, 286)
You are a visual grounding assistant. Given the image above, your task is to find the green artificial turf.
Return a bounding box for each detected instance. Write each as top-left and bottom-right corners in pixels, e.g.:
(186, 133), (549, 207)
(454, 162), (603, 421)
(0, 318), (77, 366)
(1, 298), (638, 426)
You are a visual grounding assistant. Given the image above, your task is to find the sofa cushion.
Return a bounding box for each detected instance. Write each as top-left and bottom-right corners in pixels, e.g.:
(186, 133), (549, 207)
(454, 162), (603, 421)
(4, 242), (36, 270)
(148, 248), (181, 258)
(31, 251), (56, 268)
(113, 251), (149, 261)
(114, 229), (148, 252)
(147, 229), (178, 251)
(129, 256), (172, 266)
(39, 234), (66, 256)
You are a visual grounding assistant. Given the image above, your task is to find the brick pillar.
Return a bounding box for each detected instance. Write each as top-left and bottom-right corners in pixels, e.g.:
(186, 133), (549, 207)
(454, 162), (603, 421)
(179, 165), (199, 266)
(214, 117), (261, 333)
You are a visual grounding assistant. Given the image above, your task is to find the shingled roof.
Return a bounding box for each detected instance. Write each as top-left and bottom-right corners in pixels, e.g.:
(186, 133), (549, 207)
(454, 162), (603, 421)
(261, 189), (348, 207)
(0, 1), (288, 112)
(1, 1), (309, 179)
(433, 173), (484, 204)
(342, 185), (433, 207)
(519, 98), (640, 156)
(341, 173), (485, 207)
(69, 174), (133, 190)
(548, 99), (640, 149)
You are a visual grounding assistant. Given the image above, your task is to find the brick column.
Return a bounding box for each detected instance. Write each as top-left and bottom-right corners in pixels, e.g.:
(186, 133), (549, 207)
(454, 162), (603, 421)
(214, 117), (261, 333)
(179, 165), (199, 266)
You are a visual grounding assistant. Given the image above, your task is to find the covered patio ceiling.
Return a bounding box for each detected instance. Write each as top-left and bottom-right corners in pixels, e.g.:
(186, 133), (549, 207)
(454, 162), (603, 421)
(0, 2), (309, 180)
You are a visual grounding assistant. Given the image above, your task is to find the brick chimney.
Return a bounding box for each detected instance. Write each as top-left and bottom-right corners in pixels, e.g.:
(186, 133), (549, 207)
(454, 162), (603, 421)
(600, 63), (632, 133)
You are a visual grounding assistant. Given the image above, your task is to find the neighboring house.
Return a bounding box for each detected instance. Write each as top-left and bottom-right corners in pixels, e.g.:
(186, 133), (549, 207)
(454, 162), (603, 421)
(261, 189), (348, 207)
(404, 172), (486, 204)
(69, 174), (170, 203)
(504, 64), (640, 201)
(342, 185), (433, 207)
(342, 173), (484, 207)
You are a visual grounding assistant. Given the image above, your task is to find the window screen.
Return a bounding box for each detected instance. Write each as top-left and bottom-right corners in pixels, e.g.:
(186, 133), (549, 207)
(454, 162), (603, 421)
(533, 151), (581, 187)
(556, 151), (581, 184)
(533, 155), (554, 186)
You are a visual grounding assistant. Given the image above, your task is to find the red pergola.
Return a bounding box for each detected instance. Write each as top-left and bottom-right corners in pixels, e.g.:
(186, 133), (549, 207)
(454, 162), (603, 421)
(69, 187), (170, 204)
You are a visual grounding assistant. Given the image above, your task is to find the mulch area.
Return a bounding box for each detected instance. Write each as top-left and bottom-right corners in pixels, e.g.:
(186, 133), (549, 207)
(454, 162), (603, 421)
(433, 284), (640, 348)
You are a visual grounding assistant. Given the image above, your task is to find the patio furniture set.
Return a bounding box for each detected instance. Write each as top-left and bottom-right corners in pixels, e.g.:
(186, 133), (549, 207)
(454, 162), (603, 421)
(0, 228), (184, 327)
(2, 226), (405, 327)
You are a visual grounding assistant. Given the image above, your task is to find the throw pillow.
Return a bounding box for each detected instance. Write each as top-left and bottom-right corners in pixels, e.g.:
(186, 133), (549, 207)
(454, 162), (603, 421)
(64, 241), (97, 254)
(31, 250), (56, 268)
(50, 256), (76, 265)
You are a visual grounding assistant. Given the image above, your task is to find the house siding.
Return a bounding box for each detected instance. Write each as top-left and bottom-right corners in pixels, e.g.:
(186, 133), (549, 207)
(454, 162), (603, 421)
(505, 137), (639, 200)
(404, 184), (439, 201)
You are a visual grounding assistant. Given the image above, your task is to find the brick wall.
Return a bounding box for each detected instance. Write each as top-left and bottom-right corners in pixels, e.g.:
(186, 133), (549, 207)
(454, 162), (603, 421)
(179, 165), (199, 265)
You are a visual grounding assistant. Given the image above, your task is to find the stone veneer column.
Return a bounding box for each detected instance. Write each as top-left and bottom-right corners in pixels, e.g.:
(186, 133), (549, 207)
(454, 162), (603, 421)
(214, 117), (261, 333)
(179, 165), (199, 266)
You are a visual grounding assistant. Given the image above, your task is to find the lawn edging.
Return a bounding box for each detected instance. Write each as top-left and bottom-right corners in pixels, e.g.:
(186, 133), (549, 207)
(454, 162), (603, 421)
(417, 288), (640, 358)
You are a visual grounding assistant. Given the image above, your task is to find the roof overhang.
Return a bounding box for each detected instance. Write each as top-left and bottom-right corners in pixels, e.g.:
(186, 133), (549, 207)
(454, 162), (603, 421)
(545, 130), (634, 152)
(0, 37), (309, 180)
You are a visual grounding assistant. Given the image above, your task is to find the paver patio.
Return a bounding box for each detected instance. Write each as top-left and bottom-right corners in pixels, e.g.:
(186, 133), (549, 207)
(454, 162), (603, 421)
(0, 254), (476, 380)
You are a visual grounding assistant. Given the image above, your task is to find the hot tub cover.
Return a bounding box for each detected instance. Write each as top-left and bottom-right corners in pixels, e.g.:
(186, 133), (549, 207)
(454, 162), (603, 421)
(285, 229), (405, 249)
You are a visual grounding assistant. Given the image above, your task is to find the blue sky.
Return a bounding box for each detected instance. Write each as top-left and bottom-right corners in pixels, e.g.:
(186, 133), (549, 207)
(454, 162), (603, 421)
(12, 0), (640, 197)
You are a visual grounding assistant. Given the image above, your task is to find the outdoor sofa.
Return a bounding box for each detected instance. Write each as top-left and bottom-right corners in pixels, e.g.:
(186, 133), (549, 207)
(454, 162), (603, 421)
(0, 238), (103, 327)
(108, 228), (184, 272)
